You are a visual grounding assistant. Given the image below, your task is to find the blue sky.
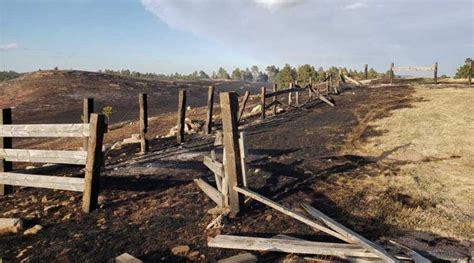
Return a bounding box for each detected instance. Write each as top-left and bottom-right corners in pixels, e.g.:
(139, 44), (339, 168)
(0, 0), (473, 76)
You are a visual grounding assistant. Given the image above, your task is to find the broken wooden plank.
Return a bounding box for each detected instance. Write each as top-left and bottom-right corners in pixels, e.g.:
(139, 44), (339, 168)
(392, 66), (434, 72)
(388, 240), (431, 263)
(0, 149), (87, 165)
(208, 235), (378, 258)
(238, 132), (248, 187)
(115, 253), (143, 263)
(308, 87), (335, 107)
(203, 155), (224, 178)
(343, 75), (363, 87)
(0, 172), (85, 192)
(0, 124), (90, 138)
(194, 178), (224, 207)
(233, 187), (350, 242)
(217, 253), (257, 263)
(302, 203), (399, 263)
(210, 151), (222, 192)
(237, 91), (250, 123)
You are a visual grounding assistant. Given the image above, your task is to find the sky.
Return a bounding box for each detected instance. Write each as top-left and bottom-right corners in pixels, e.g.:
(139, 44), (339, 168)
(0, 0), (473, 76)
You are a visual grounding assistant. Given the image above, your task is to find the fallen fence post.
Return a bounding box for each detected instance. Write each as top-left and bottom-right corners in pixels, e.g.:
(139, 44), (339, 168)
(234, 186), (350, 242)
(272, 83), (277, 115)
(82, 98), (94, 151)
(260, 87), (266, 120)
(434, 62), (438, 85)
(237, 91), (250, 123)
(302, 203), (399, 263)
(0, 108), (12, 195)
(177, 89), (186, 144)
(364, 64), (368, 79)
(139, 93), (148, 153)
(205, 86), (215, 134)
(82, 114), (106, 213)
(390, 62), (395, 84)
(220, 92), (244, 217)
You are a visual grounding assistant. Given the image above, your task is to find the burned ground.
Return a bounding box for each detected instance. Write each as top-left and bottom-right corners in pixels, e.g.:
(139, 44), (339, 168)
(0, 80), (472, 262)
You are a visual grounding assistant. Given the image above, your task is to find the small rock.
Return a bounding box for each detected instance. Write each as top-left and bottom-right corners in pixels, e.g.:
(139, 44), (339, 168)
(24, 225), (43, 235)
(254, 168), (261, 174)
(0, 218), (23, 236)
(265, 215), (272, 221)
(25, 166), (36, 170)
(62, 213), (72, 221)
(41, 196), (48, 203)
(171, 245), (190, 256)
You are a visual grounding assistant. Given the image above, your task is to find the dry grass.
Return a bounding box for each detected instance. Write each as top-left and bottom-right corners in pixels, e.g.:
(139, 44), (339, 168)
(341, 86), (474, 241)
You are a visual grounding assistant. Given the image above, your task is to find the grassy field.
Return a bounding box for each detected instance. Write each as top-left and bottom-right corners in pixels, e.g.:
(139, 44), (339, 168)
(343, 86), (474, 241)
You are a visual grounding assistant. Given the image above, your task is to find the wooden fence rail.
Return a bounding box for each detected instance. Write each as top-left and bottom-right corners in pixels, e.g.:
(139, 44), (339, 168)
(0, 108), (106, 213)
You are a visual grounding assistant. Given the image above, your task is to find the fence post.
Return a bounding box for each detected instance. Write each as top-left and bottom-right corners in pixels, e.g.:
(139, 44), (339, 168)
(390, 62), (394, 84)
(139, 93), (148, 153)
(205, 86), (215, 134)
(82, 98), (94, 151)
(272, 83), (278, 115)
(434, 62), (438, 85)
(295, 80), (299, 107)
(288, 82), (293, 105)
(82, 113), (106, 213)
(468, 60), (472, 85)
(326, 71), (330, 92)
(260, 87), (266, 120)
(364, 64), (368, 79)
(308, 77), (313, 98)
(0, 108), (13, 195)
(220, 92), (244, 218)
(177, 89), (187, 144)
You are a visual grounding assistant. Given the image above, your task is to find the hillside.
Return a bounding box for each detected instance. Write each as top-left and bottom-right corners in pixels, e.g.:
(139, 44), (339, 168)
(0, 70), (263, 124)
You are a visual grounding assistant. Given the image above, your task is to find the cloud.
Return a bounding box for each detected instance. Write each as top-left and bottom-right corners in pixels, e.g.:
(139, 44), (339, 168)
(345, 2), (368, 10)
(0, 43), (18, 51)
(254, 0), (305, 11)
(141, 0), (473, 73)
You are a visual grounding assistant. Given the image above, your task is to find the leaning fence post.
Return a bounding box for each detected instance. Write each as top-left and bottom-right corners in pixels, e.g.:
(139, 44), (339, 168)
(220, 92), (244, 218)
(0, 108), (13, 195)
(308, 77), (313, 98)
(260, 87), (266, 120)
(390, 62), (394, 84)
(205, 86), (215, 134)
(237, 91), (250, 123)
(139, 93), (148, 153)
(82, 113), (106, 213)
(82, 98), (94, 151)
(177, 89), (186, 144)
(364, 64), (368, 79)
(434, 62), (438, 85)
(295, 80), (299, 107)
(468, 60), (472, 85)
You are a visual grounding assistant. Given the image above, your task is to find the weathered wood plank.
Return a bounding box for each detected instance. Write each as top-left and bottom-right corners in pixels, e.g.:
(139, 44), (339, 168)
(116, 253), (143, 263)
(0, 149), (87, 165)
(238, 132), (248, 187)
(265, 86), (307, 98)
(234, 187), (350, 242)
(388, 240), (431, 263)
(302, 203), (399, 263)
(260, 87), (266, 119)
(0, 124), (90, 138)
(0, 172), (85, 192)
(82, 114), (106, 213)
(203, 155), (224, 178)
(208, 235), (378, 258)
(194, 178), (224, 207)
(237, 91), (250, 123)
(392, 66), (435, 72)
(217, 253), (257, 263)
(220, 92), (244, 217)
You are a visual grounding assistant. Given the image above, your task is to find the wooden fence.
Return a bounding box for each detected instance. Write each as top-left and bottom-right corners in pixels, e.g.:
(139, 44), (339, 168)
(0, 108), (106, 213)
(390, 62), (438, 84)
